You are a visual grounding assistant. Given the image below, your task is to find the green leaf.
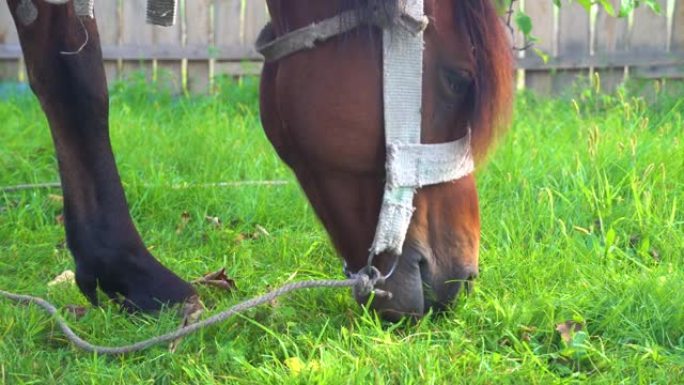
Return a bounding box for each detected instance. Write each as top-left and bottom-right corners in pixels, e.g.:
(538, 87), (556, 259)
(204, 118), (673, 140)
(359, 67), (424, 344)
(576, 0), (593, 11)
(618, 0), (636, 17)
(533, 47), (549, 64)
(599, 0), (616, 16)
(515, 11), (533, 36)
(644, 0), (662, 14)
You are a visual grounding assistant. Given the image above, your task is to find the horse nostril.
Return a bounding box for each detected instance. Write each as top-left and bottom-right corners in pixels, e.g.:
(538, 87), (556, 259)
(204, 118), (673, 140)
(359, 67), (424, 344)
(420, 263), (478, 312)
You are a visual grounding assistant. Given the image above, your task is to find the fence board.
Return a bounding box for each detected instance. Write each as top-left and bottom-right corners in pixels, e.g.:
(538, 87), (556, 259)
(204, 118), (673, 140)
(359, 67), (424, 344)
(674, 1), (684, 52)
(555, 2), (590, 93)
(518, 51), (684, 70)
(243, 2), (268, 45)
(630, 1), (668, 53)
(94, 0), (120, 86)
(524, 0), (554, 94)
(594, 0), (628, 92)
(1, 2), (683, 94)
(154, 5), (183, 93)
(629, 0), (669, 83)
(215, 0), (245, 80)
(185, 0), (212, 93)
(0, 1), (20, 81)
(663, 1), (684, 87)
(121, 0), (154, 80)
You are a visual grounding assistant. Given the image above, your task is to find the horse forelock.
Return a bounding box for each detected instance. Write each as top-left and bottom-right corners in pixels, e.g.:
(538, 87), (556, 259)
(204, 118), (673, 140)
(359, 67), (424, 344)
(340, 0), (512, 160)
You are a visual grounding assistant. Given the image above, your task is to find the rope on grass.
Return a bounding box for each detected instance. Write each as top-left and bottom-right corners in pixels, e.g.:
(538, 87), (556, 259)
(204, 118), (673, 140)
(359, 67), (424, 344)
(0, 180), (290, 193)
(0, 269), (388, 355)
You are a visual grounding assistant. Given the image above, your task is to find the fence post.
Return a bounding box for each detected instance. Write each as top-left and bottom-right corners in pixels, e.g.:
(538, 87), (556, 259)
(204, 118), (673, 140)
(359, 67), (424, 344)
(0, 1), (21, 82)
(524, 0), (554, 95)
(94, 0), (121, 86)
(555, 1), (590, 94)
(122, 0), (154, 81)
(594, 0), (628, 93)
(629, 0), (668, 96)
(153, 1), (183, 93)
(185, 0), (212, 94)
(214, 0), (244, 83)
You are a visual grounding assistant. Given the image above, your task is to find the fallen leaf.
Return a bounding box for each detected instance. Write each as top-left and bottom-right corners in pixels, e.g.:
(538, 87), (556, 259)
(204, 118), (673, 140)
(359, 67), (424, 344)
(205, 216), (222, 228)
(169, 295), (204, 353)
(48, 194), (64, 204)
(241, 225), (271, 241)
(55, 213), (64, 225)
(192, 268), (237, 292)
(650, 249), (661, 262)
(176, 211), (191, 234)
(63, 305), (87, 319)
(519, 325), (537, 342)
(48, 270), (75, 286)
(556, 320), (583, 343)
(254, 225), (270, 238)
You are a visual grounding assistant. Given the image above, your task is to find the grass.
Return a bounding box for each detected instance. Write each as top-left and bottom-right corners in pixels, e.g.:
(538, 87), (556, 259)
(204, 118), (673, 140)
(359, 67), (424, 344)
(0, 76), (683, 384)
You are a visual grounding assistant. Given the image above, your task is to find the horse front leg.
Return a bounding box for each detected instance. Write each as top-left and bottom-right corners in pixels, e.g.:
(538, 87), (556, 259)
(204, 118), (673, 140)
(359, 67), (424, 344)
(7, 0), (195, 311)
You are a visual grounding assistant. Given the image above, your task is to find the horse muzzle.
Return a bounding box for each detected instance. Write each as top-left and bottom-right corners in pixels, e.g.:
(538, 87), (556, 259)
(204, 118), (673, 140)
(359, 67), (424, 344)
(352, 244), (478, 322)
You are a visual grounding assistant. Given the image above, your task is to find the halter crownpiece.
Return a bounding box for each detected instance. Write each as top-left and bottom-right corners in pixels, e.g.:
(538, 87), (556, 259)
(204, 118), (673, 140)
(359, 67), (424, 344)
(256, 0), (474, 264)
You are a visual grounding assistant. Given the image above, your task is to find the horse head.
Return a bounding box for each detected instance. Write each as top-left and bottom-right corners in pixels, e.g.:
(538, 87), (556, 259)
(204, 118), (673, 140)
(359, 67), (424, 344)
(260, 0), (513, 320)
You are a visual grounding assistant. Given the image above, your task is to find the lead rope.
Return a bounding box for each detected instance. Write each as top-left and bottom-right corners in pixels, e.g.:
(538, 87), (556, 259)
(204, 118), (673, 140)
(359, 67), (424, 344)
(0, 268), (388, 355)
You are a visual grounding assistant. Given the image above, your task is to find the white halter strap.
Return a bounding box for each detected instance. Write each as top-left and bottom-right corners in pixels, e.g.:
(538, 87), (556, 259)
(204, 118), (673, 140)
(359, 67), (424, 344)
(372, 0), (474, 256)
(255, 0), (474, 259)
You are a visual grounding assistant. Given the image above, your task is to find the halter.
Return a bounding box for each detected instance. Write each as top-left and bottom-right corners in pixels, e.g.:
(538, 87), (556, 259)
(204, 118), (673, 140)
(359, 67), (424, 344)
(257, 0), (475, 277)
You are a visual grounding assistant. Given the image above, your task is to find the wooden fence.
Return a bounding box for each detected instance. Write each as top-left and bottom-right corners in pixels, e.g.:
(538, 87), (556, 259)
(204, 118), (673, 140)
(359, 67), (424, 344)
(1, 0), (683, 94)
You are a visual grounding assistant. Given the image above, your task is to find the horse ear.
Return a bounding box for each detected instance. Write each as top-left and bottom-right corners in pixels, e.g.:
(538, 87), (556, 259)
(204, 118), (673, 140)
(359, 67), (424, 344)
(147, 0), (178, 27)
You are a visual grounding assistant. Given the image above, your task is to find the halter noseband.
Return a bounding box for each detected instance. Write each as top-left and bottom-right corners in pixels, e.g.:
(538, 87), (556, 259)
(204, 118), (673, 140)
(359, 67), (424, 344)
(256, 0), (474, 276)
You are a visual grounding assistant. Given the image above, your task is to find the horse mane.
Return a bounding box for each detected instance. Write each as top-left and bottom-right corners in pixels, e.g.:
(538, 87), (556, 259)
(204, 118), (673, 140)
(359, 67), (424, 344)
(454, 0), (513, 160)
(341, 0), (513, 160)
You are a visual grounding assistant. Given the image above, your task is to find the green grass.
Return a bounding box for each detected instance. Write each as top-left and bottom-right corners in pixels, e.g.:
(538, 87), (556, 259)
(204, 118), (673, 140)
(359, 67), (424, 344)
(1, 76), (683, 384)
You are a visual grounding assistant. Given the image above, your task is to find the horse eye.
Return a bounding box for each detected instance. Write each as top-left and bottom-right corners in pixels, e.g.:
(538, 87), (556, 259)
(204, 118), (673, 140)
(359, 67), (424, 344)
(439, 68), (472, 100)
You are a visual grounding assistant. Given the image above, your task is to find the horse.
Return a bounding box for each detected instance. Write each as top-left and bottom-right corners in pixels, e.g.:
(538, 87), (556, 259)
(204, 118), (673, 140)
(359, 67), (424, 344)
(5, 0), (512, 321)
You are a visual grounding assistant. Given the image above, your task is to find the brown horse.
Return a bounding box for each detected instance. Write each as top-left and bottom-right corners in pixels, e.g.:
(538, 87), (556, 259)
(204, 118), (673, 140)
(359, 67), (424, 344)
(5, 0), (512, 321)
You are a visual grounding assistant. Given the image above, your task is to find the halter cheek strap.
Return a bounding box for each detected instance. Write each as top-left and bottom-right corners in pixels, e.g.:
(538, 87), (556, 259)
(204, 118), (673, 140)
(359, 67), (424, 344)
(256, 0), (474, 262)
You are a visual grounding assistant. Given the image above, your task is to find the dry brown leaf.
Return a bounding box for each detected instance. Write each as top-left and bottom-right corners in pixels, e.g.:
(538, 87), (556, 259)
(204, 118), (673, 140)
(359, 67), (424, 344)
(64, 304), (87, 319)
(205, 216), (222, 228)
(242, 225), (271, 241)
(192, 268), (237, 292)
(169, 295), (204, 353)
(55, 213), (64, 225)
(254, 225), (270, 238)
(651, 249), (661, 262)
(48, 270), (75, 286)
(556, 320), (583, 343)
(519, 325), (537, 342)
(176, 211), (191, 234)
